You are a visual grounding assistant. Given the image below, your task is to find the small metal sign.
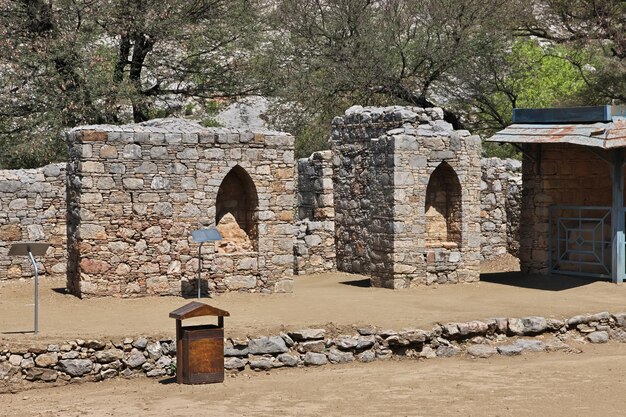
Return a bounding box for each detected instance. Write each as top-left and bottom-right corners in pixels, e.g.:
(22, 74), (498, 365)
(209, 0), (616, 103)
(8, 242), (50, 335)
(191, 228), (222, 299)
(191, 228), (222, 243)
(8, 242), (50, 256)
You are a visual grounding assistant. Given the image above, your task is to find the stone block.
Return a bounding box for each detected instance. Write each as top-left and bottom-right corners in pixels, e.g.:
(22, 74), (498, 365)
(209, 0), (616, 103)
(80, 224), (106, 240)
(304, 352), (327, 366)
(0, 224), (22, 241)
(123, 144), (142, 159)
(248, 336), (288, 355)
(58, 359), (93, 376)
(224, 275), (257, 290)
(274, 279), (294, 293)
(99, 145), (118, 158)
(288, 329), (325, 341)
(80, 130), (108, 141)
(466, 344), (497, 358)
(35, 353), (59, 367)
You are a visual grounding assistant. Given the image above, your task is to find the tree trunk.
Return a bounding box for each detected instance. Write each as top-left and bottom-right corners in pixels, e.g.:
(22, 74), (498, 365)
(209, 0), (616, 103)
(129, 33), (154, 122)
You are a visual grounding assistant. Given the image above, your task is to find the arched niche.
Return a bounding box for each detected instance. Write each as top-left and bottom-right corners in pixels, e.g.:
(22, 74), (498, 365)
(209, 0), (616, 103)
(216, 165), (259, 249)
(425, 162), (462, 248)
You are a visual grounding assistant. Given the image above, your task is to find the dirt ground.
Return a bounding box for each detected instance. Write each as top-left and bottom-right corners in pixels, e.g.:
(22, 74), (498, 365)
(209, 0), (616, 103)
(3, 255), (626, 346)
(3, 255), (626, 415)
(2, 342), (625, 417)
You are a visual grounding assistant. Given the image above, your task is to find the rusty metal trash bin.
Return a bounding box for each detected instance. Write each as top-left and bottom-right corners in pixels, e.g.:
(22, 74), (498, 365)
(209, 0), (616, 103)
(169, 301), (230, 384)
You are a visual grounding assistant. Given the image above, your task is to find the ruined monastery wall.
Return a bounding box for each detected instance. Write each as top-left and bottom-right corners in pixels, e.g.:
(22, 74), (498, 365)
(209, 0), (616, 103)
(0, 125), (523, 285)
(480, 158), (522, 259)
(66, 120), (295, 297)
(331, 105), (483, 288)
(0, 163), (66, 280)
(294, 151), (336, 274)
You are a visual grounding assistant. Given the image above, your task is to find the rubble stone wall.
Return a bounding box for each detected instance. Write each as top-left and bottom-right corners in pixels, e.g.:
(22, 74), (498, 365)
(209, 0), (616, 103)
(295, 151), (336, 274)
(2, 311), (624, 391)
(66, 119), (295, 297)
(480, 158), (522, 259)
(0, 133), (523, 284)
(0, 163), (66, 280)
(331, 105), (482, 287)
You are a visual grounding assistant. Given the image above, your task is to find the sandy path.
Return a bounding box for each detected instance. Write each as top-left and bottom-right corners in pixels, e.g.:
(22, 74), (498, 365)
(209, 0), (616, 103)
(3, 264), (626, 345)
(2, 342), (625, 417)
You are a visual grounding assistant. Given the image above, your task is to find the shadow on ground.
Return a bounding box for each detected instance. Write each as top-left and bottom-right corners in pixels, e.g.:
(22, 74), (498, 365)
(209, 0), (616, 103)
(339, 272), (602, 291)
(480, 271), (604, 291)
(339, 278), (371, 288)
(1, 330), (35, 335)
(158, 377), (177, 385)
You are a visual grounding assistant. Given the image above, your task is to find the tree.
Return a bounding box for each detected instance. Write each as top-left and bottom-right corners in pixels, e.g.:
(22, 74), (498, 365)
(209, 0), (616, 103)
(449, 40), (591, 133)
(262, 0), (528, 157)
(0, 0), (262, 168)
(519, 0), (625, 102)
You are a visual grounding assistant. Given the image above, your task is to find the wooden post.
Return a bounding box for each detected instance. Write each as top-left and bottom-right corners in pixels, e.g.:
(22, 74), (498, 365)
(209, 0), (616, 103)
(176, 319), (183, 384)
(611, 149), (625, 283)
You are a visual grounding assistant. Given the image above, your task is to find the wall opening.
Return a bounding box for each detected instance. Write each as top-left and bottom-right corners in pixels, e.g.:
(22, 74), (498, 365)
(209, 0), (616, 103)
(216, 165), (259, 252)
(425, 162), (462, 248)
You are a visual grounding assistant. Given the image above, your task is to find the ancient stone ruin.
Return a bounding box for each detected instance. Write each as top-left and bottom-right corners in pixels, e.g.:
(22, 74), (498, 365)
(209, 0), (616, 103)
(0, 107), (523, 295)
(0, 163), (66, 278)
(65, 119), (295, 297)
(294, 150), (336, 274)
(331, 106), (482, 288)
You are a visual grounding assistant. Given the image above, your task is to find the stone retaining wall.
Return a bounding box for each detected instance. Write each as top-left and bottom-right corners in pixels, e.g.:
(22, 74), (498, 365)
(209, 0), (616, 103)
(2, 311), (625, 391)
(0, 163), (66, 280)
(0, 336), (176, 390)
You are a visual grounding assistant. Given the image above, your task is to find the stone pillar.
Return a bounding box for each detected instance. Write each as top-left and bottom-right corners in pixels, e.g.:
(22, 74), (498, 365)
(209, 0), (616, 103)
(331, 105), (482, 288)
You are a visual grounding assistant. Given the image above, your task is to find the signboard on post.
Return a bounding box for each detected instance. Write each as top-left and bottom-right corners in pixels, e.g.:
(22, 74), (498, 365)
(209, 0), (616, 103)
(191, 228), (222, 299)
(8, 242), (50, 335)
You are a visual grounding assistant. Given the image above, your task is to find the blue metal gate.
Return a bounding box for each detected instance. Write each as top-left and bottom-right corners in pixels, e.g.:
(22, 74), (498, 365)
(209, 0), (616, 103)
(549, 205), (612, 278)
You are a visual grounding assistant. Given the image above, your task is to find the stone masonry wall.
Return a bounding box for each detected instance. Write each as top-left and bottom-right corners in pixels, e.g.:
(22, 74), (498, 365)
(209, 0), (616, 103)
(332, 105), (482, 288)
(295, 151), (336, 274)
(66, 119), (295, 297)
(0, 131), (521, 285)
(2, 311), (625, 391)
(480, 158), (522, 259)
(0, 157), (522, 283)
(0, 163), (66, 280)
(520, 144), (612, 275)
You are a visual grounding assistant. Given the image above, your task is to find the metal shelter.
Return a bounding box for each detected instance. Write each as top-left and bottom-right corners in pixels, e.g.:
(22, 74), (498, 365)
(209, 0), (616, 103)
(490, 105), (626, 283)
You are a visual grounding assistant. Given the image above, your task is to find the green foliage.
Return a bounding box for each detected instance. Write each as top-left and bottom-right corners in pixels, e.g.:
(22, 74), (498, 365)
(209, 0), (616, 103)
(456, 39), (591, 144)
(200, 118), (222, 128)
(1, 0), (623, 167)
(452, 39), (592, 158)
(507, 41), (588, 109)
(520, 0), (625, 103)
(482, 142), (521, 160)
(0, 0), (262, 168)
(263, 0), (527, 155)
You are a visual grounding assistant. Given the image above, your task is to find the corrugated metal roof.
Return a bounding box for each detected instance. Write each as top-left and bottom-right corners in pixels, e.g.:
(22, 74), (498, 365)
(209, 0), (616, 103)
(488, 119), (626, 149)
